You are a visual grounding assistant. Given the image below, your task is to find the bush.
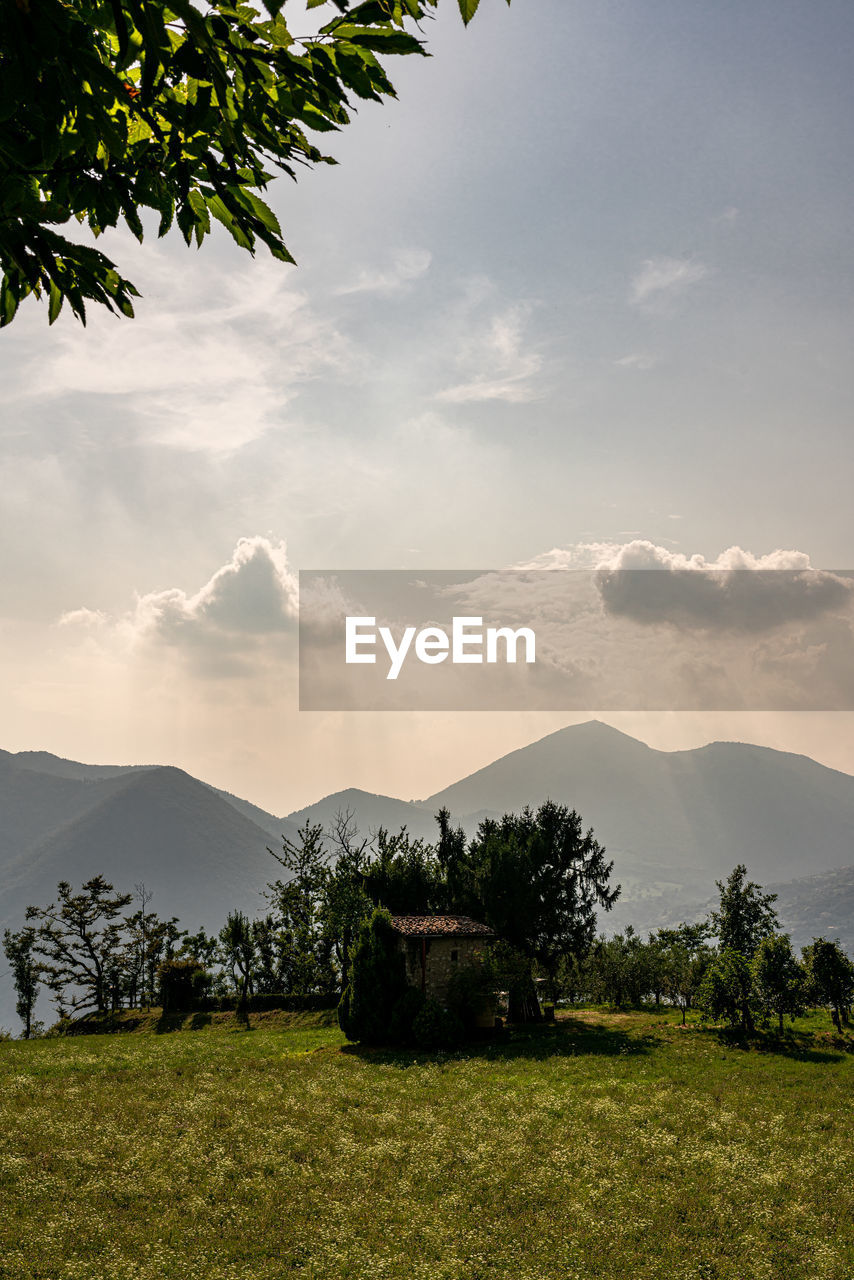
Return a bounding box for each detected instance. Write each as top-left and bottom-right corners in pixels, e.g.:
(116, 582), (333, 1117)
(207, 992), (334, 1014)
(446, 962), (494, 1027)
(158, 958), (211, 1013)
(412, 998), (464, 1050)
(483, 940), (540, 1022)
(338, 908), (409, 1045)
(388, 986), (426, 1045)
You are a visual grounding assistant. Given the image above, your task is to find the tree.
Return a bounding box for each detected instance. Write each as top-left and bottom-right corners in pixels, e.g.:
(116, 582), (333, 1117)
(123, 889), (185, 1008)
(158, 956), (211, 1012)
(803, 938), (854, 1032)
(362, 825), (443, 915)
(266, 821), (336, 995)
(711, 864), (779, 960)
(435, 806), (477, 916)
(338, 905), (408, 1044)
(219, 909), (256, 1023)
(697, 947), (757, 1033)
(248, 914), (290, 993)
(751, 934), (805, 1033)
(2, 925), (41, 1038)
(323, 810), (372, 991)
(26, 876), (133, 1017)
(655, 923), (714, 1025)
(0, 0), (503, 327)
(466, 801), (619, 1007)
(586, 927), (665, 1009)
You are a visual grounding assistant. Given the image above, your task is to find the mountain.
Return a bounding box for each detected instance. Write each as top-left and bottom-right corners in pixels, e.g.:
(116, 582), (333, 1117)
(4, 724), (854, 1032)
(285, 721), (854, 934)
(0, 755), (295, 945)
(0, 749), (286, 839)
(286, 788), (439, 843)
(768, 867), (854, 952)
(5, 750), (155, 783)
(0, 752), (300, 1030)
(424, 722), (854, 919)
(0, 766), (295, 931)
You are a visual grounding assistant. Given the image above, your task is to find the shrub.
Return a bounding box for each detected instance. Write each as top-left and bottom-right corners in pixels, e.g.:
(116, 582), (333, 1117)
(388, 987), (426, 1045)
(158, 958), (211, 1013)
(446, 962), (494, 1026)
(338, 908), (408, 1045)
(412, 999), (463, 1050)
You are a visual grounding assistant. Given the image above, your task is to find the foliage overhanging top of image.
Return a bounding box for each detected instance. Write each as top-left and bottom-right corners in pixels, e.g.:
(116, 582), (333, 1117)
(0, 0), (504, 327)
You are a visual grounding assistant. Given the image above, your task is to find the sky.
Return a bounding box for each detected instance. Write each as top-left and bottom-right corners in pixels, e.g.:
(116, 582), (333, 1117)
(2, 0), (854, 814)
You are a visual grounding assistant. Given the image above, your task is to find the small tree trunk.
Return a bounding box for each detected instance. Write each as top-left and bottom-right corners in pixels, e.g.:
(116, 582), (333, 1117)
(237, 974), (250, 1027)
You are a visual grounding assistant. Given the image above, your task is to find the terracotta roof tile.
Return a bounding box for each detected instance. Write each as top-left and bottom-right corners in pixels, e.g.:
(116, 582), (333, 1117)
(390, 915), (494, 938)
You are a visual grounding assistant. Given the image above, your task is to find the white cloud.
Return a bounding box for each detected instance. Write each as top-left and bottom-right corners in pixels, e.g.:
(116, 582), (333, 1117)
(58, 607), (109, 629)
(436, 304), (543, 404)
(10, 246), (354, 454)
(614, 352), (656, 370)
(596, 541), (815, 574)
(594, 540), (852, 632)
(629, 256), (709, 306)
(335, 248), (432, 296)
(61, 537), (299, 677)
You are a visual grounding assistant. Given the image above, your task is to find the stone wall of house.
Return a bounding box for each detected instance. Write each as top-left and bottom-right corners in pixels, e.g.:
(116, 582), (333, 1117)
(398, 935), (490, 1007)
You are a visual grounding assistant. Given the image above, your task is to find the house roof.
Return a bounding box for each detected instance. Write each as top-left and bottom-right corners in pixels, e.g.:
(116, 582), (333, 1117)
(390, 914), (495, 939)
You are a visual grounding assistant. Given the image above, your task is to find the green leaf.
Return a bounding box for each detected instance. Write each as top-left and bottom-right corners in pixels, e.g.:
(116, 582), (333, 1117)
(243, 190), (282, 237)
(0, 0), (492, 327)
(0, 278), (21, 328)
(48, 279), (64, 325)
(458, 0), (481, 23)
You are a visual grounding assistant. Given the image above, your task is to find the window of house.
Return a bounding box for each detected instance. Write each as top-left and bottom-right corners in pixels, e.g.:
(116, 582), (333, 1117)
(451, 949), (458, 963)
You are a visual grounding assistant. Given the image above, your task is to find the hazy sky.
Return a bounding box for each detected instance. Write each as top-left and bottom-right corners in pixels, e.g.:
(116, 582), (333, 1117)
(2, 0), (854, 813)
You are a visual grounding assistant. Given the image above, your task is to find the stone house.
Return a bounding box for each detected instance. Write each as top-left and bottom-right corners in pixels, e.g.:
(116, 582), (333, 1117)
(390, 915), (495, 1007)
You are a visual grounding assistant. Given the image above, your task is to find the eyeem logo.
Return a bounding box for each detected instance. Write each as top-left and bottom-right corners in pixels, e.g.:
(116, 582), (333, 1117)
(345, 616), (537, 680)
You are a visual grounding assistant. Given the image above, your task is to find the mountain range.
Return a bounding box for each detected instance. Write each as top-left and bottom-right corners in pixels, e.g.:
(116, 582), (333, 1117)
(2, 722), (853, 1029)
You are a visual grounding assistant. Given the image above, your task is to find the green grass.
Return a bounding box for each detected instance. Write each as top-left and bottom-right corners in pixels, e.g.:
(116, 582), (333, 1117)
(1, 1008), (853, 1280)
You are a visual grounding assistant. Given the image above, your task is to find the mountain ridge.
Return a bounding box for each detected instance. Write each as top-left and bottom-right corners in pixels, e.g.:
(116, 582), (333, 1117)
(3, 723), (854, 1030)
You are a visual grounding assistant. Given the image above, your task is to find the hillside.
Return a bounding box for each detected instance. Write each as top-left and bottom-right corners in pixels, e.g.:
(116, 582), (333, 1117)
(4, 724), (854, 1029)
(2, 1010), (852, 1280)
(0, 755), (298, 1028)
(425, 721), (854, 884)
(286, 722), (854, 933)
(286, 787), (439, 842)
(0, 766), (296, 935)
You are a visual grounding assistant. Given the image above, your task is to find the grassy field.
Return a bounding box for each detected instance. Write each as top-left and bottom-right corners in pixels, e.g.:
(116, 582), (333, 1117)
(1, 1008), (852, 1280)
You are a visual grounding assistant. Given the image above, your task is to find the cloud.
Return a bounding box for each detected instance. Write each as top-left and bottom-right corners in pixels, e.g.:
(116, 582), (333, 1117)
(10, 245), (354, 454)
(614, 353), (656, 370)
(629, 256), (709, 306)
(58, 607), (109, 629)
(335, 248), (432, 296)
(334, 546), (854, 711)
(61, 537), (299, 677)
(594, 540), (853, 632)
(436, 304), (543, 404)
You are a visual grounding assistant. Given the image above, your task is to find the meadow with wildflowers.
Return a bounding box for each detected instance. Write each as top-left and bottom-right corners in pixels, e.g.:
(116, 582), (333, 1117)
(1, 1008), (852, 1280)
